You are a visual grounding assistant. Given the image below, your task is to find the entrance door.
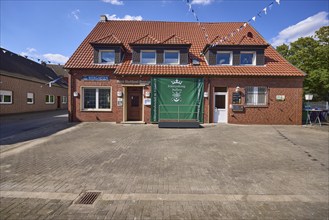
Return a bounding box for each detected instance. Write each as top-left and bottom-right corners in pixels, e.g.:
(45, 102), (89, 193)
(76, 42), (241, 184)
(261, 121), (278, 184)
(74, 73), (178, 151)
(127, 87), (142, 121)
(214, 92), (227, 123)
(57, 96), (61, 109)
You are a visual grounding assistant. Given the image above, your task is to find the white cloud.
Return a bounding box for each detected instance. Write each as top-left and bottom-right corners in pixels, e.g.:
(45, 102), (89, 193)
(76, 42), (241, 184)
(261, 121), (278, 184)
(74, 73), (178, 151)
(105, 14), (143, 21)
(191, 0), (214, 5)
(102, 0), (124, 5)
(20, 48), (68, 64)
(43, 54), (69, 64)
(271, 11), (329, 47)
(71, 9), (80, 20)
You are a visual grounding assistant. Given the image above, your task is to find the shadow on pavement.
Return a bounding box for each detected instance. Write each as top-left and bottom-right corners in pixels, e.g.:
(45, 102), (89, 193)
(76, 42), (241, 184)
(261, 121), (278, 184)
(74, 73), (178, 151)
(0, 110), (78, 147)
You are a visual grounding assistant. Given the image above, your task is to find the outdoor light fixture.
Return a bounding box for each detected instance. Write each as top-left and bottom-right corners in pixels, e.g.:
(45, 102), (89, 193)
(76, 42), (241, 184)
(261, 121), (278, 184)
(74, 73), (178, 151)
(73, 91), (79, 97)
(117, 91), (123, 97)
(204, 92), (209, 98)
(305, 94), (313, 101)
(235, 86), (240, 92)
(144, 91), (150, 98)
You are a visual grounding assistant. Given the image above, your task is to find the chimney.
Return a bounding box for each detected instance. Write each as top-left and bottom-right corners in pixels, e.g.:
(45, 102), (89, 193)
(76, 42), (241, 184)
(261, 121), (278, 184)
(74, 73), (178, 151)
(100, 15), (108, 22)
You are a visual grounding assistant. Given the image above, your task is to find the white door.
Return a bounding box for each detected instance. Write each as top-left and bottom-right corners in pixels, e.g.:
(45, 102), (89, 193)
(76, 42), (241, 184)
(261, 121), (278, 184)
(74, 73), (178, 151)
(214, 92), (227, 123)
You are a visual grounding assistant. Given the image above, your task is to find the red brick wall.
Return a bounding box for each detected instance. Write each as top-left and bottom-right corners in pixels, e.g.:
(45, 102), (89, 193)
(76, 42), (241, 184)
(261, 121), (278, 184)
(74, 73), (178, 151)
(69, 72), (303, 125)
(206, 76), (304, 125)
(69, 70), (151, 123)
(0, 75), (68, 115)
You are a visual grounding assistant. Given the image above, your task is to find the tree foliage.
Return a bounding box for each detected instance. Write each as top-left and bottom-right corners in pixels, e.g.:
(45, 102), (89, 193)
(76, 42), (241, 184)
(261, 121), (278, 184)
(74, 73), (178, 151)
(276, 26), (329, 101)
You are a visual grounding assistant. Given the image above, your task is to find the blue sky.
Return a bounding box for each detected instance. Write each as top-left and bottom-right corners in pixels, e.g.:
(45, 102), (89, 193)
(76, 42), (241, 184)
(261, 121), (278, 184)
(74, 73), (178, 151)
(1, 0), (328, 64)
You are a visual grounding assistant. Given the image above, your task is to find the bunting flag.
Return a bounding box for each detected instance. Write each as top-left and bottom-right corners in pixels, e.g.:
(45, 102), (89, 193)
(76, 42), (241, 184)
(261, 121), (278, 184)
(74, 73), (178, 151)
(183, 0), (211, 43)
(207, 0), (282, 48)
(1, 49), (61, 65)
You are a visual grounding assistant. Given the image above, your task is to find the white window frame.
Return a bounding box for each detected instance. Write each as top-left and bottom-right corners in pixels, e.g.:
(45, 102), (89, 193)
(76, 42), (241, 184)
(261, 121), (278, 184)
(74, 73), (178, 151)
(164, 50), (180, 65)
(245, 86), (268, 106)
(81, 86), (112, 111)
(45, 95), (55, 104)
(62, 96), (67, 104)
(216, 51), (233, 65)
(99, 50), (115, 64)
(141, 50), (156, 64)
(27, 92), (34, 104)
(240, 51), (256, 66)
(0, 90), (13, 104)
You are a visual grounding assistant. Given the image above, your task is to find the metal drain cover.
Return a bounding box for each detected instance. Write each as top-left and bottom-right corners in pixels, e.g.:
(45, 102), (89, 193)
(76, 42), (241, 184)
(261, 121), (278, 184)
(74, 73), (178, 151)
(74, 191), (101, 205)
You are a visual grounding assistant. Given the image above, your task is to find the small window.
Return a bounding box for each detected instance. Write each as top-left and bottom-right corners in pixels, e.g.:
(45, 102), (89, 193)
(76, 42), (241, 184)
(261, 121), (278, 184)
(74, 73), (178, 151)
(0, 90), (12, 104)
(45, 95), (55, 104)
(62, 96), (67, 104)
(141, 51), (156, 64)
(27, 92), (34, 104)
(245, 87), (267, 106)
(216, 51), (232, 65)
(99, 50), (115, 64)
(164, 51), (180, 65)
(82, 87), (111, 111)
(240, 51), (256, 65)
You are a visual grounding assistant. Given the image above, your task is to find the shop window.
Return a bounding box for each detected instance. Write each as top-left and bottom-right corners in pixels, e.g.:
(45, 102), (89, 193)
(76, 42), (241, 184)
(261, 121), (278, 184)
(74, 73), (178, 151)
(240, 51), (256, 65)
(99, 50), (115, 64)
(27, 92), (34, 104)
(141, 50), (156, 64)
(216, 51), (232, 65)
(45, 95), (55, 104)
(82, 87), (111, 111)
(164, 51), (180, 64)
(0, 90), (12, 104)
(245, 87), (267, 106)
(62, 96), (67, 104)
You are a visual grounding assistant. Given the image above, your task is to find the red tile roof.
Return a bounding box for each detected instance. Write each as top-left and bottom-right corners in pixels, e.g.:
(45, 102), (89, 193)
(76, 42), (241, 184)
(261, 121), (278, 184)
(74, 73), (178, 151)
(91, 34), (122, 44)
(65, 20), (304, 77)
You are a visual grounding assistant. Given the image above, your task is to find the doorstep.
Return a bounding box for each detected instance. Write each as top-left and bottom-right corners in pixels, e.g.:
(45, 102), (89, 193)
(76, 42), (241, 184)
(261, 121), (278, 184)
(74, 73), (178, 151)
(121, 121), (146, 124)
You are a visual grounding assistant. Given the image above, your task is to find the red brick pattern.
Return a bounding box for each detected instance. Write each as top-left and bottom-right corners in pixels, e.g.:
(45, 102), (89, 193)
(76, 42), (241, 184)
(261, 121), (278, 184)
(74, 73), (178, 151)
(0, 75), (68, 115)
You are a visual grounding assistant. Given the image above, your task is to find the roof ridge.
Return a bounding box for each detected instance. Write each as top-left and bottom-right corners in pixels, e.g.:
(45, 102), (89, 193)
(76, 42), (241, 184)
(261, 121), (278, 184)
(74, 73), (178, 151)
(131, 34), (161, 44)
(161, 34), (191, 45)
(92, 34), (122, 44)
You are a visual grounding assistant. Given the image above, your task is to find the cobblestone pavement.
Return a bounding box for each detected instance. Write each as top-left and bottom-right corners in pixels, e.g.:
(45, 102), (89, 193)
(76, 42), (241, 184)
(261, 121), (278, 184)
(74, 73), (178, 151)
(0, 123), (328, 219)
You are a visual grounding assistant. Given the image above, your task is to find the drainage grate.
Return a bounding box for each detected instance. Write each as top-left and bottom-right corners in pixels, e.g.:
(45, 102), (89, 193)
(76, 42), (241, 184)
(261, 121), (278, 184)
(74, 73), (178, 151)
(74, 192), (101, 205)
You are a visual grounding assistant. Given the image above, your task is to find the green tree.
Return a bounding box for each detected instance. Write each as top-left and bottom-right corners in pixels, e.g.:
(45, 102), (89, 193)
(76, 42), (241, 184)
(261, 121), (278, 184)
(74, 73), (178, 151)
(276, 26), (329, 101)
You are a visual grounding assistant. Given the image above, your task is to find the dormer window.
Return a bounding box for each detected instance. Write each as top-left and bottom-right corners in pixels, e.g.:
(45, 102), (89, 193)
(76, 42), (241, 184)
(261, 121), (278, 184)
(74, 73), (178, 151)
(99, 50), (115, 64)
(141, 50), (156, 64)
(164, 50), (180, 65)
(216, 51), (232, 65)
(240, 51), (256, 65)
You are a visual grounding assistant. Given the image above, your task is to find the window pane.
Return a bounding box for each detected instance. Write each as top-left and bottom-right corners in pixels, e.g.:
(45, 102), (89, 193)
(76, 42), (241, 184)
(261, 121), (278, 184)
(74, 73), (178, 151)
(50, 96), (54, 103)
(142, 52), (156, 64)
(165, 52), (179, 64)
(240, 53), (254, 65)
(98, 89), (111, 109)
(4, 95), (11, 102)
(245, 87), (267, 105)
(215, 95), (225, 109)
(84, 89), (96, 108)
(46, 95), (49, 102)
(101, 51), (115, 63)
(216, 53), (230, 65)
(258, 94), (266, 105)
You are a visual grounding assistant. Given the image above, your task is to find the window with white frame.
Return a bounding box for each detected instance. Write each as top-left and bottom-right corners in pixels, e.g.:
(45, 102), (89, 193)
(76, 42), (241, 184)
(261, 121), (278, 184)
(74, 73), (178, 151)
(141, 50), (156, 64)
(62, 96), (67, 104)
(82, 87), (111, 111)
(164, 50), (180, 64)
(27, 93), (34, 104)
(0, 90), (12, 104)
(240, 51), (256, 65)
(216, 51), (233, 65)
(99, 50), (115, 64)
(245, 87), (267, 106)
(45, 95), (55, 104)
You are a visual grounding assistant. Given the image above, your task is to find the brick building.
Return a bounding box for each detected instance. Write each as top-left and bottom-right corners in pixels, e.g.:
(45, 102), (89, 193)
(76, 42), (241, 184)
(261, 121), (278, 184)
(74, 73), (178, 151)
(0, 48), (68, 115)
(65, 17), (305, 125)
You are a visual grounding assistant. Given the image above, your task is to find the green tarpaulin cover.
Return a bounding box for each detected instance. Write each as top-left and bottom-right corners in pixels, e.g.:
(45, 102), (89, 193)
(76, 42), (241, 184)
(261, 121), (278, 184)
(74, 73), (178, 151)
(151, 77), (204, 123)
